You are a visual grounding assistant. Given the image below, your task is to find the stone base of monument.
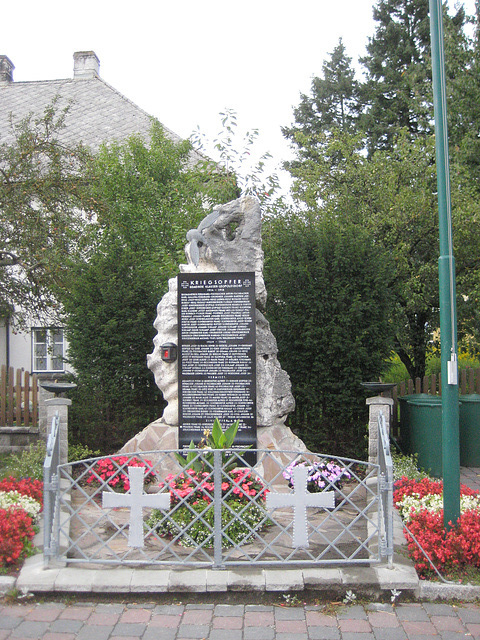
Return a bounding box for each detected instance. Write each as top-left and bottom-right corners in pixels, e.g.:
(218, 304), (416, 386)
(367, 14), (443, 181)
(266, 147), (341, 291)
(119, 419), (309, 483)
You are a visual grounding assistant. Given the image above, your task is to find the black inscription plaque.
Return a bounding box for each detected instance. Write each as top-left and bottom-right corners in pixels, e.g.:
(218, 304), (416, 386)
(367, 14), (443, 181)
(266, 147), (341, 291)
(178, 272), (257, 458)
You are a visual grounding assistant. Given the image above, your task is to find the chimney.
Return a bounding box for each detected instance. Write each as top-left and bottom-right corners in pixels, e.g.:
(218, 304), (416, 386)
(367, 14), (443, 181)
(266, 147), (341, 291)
(0, 55), (14, 83)
(73, 51), (100, 79)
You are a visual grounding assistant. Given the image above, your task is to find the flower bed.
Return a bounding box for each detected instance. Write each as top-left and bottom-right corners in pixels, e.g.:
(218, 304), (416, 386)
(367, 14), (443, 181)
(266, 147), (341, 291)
(394, 476), (480, 579)
(85, 456), (155, 492)
(282, 458), (352, 492)
(0, 477), (43, 570)
(147, 467), (269, 547)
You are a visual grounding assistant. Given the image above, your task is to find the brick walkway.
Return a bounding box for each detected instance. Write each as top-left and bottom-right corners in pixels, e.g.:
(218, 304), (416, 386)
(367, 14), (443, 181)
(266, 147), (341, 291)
(1, 600), (480, 639)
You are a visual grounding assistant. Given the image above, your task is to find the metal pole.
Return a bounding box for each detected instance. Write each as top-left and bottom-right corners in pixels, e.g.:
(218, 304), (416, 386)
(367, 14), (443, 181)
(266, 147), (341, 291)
(429, 0), (460, 527)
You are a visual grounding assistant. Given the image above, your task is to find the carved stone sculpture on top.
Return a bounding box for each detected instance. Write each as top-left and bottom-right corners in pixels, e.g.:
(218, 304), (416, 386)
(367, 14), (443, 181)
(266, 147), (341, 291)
(121, 196), (307, 467)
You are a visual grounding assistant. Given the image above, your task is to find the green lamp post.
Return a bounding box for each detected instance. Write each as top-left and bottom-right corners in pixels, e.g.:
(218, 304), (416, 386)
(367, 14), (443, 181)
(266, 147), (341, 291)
(429, 0), (460, 527)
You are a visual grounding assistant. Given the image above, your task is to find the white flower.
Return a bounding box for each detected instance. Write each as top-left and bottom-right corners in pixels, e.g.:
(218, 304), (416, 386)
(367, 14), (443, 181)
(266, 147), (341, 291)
(396, 492), (480, 522)
(0, 490), (42, 522)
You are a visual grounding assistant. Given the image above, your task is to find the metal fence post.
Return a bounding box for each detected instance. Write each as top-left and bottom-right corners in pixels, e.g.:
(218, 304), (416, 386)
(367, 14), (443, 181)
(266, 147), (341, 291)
(43, 411), (60, 567)
(213, 450), (223, 568)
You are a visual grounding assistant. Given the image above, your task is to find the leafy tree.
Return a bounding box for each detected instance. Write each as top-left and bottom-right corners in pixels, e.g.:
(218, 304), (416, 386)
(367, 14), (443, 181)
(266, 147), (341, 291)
(0, 101), (92, 325)
(263, 213), (395, 458)
(359, 0), (434, 152)
(287, 129), (480, 380)
(62, 122), (238, 451)
(283, 39), (361, 164)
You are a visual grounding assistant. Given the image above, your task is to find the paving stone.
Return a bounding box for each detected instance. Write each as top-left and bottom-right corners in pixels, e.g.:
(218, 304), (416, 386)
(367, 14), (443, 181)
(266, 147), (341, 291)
(75, 624), (115, 640)
(401, 620), (439, 636)
(25, 606), (63, 622)
(94, 604), (126, 614)
(149, 614), (182, 628)
(214, 604), (244, 616)
(422, 603), (461, 616)
(341, 633), (375, 640)
(0, 616), (22, 630)
(112, 622), (147, 636)
(175, 624), (210, 638)
(181, 609), (213, 625)
(142, 628), (176, 640)
(338, 618), (372, 633)
(430, 615), (466, 633)
(42, 633), (76, 640)
(275, 634), (308, 640)
(372, 628), (407, 640)
(308, 626), (341, 640)
(212, 615), (243, 629)
(209, 631), (242, 640)
(305, 610), (338, 627)
(119, 609), (151, 623)
(244, 610), (275, 626)
(48, 620), (84, 633)
(152, 604), (185, 615)
(10, 620), (50, 637)
(275, 606), (306, 620)
(244, 626), (275, 640)
(368, 611), (401, 628)
(337, 605), (368, 620)
(275, 618), (308, 633)
(184, 603), (215, 610)
(440, 633), (473, 640)
(86, 612), (121, 626)
(244, 605), (274, 612)
(465, 622), (480, 637)
(58, 607), (92, 621)
(456, 606), (480, 623)
(395, 604), (430, 621)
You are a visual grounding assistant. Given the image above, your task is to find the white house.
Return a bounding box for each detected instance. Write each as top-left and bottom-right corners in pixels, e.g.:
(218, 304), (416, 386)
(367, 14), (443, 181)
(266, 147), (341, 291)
(0, 51), (203, 378)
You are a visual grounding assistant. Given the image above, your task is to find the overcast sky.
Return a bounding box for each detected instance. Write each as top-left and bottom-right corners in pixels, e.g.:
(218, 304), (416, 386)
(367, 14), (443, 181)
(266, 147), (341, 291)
(1, 0), (477, 179)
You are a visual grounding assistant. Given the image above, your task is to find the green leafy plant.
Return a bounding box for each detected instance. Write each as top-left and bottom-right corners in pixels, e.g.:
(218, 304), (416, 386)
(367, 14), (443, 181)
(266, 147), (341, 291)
(147, 466), (269, 548)
(148, 499), (266, 548)
(2, 442), (46, 481)
(68, 443), (101, 462)
(174, 419), (248, 473)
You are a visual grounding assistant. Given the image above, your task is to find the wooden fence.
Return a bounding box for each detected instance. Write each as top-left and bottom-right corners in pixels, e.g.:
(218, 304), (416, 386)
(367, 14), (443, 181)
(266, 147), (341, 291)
(0, 366), (38, 428)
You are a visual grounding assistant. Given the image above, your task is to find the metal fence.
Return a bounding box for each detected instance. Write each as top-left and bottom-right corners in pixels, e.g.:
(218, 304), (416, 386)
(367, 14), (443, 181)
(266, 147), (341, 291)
(43, 411), (60, 567)
(43, 428), (394, 569)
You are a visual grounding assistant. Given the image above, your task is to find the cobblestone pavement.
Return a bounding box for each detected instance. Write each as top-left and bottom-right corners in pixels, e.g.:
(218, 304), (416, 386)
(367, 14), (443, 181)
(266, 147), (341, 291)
(2, 599), (480, 639)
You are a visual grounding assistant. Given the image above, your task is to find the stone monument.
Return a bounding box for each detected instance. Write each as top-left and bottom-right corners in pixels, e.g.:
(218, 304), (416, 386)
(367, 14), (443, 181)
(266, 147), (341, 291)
(121, 196), (307, 463)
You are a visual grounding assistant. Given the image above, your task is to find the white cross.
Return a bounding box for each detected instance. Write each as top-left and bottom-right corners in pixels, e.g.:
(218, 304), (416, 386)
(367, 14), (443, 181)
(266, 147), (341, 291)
(102, 466), (170, 548)
(266, 465), (335, 548)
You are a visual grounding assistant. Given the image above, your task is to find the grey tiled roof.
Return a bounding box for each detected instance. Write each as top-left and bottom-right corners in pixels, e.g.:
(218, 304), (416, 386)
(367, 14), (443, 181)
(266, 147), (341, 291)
(0, 75), (205, 163)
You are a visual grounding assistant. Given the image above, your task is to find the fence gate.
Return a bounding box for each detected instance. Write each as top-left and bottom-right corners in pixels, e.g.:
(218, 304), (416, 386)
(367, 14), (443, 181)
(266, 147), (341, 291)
(44, 422), (393, 569)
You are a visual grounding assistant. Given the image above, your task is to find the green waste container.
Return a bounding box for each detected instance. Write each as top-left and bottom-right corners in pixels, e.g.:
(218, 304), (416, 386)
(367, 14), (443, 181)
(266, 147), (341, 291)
(459, 394), (480, 467)
(406, 395), (443, 478)
(398, 394), (422, 454)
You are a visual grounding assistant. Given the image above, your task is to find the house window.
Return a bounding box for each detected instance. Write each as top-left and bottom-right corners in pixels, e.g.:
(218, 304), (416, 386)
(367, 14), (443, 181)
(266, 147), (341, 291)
(32, 328), (65, 373)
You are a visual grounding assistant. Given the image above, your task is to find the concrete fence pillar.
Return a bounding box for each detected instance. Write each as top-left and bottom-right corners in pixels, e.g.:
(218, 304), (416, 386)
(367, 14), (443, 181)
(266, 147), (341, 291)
(367, 396), (394, 465)
(45, 398), (71, 466)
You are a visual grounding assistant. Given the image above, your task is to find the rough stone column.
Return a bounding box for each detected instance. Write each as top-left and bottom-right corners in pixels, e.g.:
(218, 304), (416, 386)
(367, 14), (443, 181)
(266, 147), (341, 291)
(45, 398), (71, 466)
(367, 396), (394, 465)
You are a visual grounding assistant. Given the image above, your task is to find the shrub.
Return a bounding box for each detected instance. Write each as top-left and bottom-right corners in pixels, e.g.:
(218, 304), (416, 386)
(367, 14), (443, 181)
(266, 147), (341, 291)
(2, 442), (46, 481)
(68, 443), (101, 462)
